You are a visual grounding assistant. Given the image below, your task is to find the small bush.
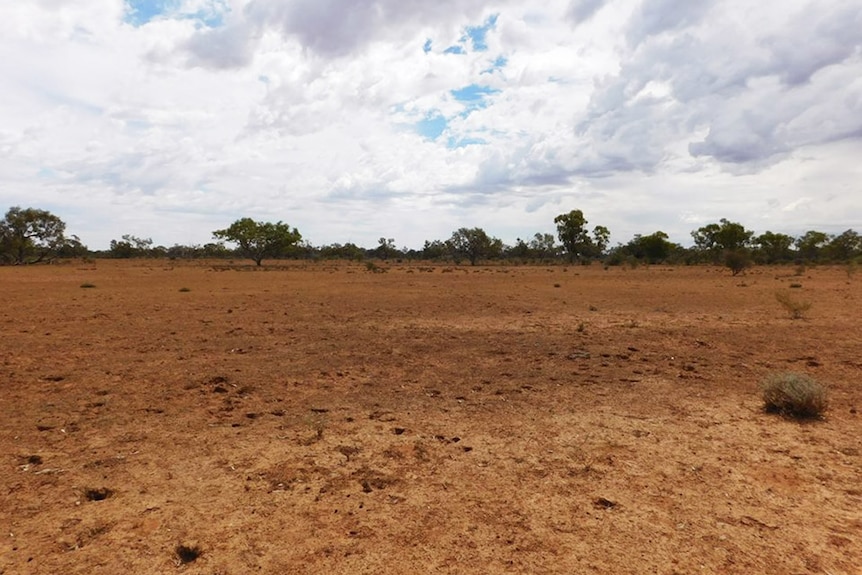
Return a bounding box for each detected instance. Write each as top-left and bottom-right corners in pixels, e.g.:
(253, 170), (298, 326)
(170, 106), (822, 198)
(178, 287), (191, 292)
(775, 290), (811, 319)
(724, 250), (751, 276)
(761, 372), (828, 419)
(80, 282), (96, 289)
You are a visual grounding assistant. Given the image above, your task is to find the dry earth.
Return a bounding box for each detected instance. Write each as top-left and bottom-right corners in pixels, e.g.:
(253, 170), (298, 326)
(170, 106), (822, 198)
(0, 260), (859, 574)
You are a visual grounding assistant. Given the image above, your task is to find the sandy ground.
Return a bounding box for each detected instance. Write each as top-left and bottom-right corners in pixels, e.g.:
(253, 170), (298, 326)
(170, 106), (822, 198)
(0, 260), (859, 574)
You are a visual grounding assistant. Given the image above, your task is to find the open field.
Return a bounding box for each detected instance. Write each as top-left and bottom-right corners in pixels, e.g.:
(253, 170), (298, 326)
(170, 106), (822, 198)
(1, 260), (860, 574)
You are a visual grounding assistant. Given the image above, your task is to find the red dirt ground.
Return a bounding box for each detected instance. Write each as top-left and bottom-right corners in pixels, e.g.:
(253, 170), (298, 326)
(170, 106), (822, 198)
(1, 260), (859, 574)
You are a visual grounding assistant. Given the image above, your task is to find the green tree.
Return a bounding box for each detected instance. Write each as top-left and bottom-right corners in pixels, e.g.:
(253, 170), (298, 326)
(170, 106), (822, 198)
(825, 229), (860, 262)
(212, 218), (302, 266)
(448, 227), (503, 265)
(591, 225), (611, 258)
(109, 234), (153, 258)
(529, 232), (557, 261)
(627, 231), (675, 264)
(0, 206), (69, 264)
(794, 230), (830, 263)
(555, 210), (608, 263)
(754, 231), (794, 264)
(691, 218), (753, 263)
(422, 239), (448, 260)
(376, 237), (397, 260)
(319, 242), (364, 261)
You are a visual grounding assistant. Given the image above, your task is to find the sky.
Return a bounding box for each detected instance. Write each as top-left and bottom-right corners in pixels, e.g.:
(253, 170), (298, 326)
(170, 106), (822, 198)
(1, 0), (860, 251)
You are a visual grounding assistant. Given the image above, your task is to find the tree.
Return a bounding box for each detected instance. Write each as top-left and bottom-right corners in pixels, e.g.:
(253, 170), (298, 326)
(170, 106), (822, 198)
(554, 210), (610, 263)
(375, 237), (397, 260)
(795, 230), (830, 263)
(448, 227), (503, 265)
(627, 231), (675, 264)
(508, 233), (557, 262)
(319, 242), (364, 261)
(0, 206), (69, 264)
(754, 231), (794, 264)
(591, 225), (611, 258)
(109, 234), (153, 258)
(555, 209), (588, 263)
(826, 229), (860, 262)
(212, 218), (302, 266)
(422, 239), (448, 260)
(691, 218), (753, 263)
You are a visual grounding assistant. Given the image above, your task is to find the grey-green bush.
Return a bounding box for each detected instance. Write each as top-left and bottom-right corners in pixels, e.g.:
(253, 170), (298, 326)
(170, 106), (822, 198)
(761, 372), (828, 419)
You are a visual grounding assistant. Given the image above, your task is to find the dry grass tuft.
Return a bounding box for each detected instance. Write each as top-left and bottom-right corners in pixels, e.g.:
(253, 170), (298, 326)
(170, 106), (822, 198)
(775, 290), (811, 319)
(761, 372), (828, 419)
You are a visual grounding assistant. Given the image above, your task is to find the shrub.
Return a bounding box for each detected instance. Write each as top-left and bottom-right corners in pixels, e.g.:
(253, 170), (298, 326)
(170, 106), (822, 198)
(775, 290), (811, 319)
(365, 261), (387, 273)
(761, 372), (828, 419)
(724, 250), (751, 276)
(80, 282), (96, 288)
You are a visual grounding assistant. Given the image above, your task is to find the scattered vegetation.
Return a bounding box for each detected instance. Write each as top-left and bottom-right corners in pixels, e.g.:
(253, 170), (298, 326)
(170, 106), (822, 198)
(724, 249), (751, 275)
(175, 544), (201, 564)
(3, 204), (861, 269)
(80, 282), (96, 289)
(760, 372), (828, 419)
(775, 290), (812, 319)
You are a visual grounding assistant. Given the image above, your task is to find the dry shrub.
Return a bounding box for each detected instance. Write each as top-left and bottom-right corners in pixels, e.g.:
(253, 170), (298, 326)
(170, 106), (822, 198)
(761, 372), (828, 419)
(775, 290), (811, 319)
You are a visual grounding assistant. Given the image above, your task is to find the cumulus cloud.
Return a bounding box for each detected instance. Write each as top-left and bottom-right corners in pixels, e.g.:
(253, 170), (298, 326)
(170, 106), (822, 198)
(566, 0), (606, 24)
(0, 0), (860, 251)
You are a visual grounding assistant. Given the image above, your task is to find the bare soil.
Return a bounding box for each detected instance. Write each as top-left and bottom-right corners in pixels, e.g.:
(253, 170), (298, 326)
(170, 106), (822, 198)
(1, 260), (859, 574)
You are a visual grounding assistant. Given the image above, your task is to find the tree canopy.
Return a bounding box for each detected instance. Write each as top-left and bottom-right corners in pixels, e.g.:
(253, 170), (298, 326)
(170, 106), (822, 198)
(0, 206), (71, 264)
(212, 218), (302, 266)
(448, 227), (503, 265)
(554, 210), (608, 263)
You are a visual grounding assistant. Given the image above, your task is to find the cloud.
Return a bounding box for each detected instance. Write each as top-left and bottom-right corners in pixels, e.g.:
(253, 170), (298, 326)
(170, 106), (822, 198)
(566, 0), (605, 24)
(0, 0), (860, 253)
(184, 0), (495, 63)
(626, 0), (713, 46)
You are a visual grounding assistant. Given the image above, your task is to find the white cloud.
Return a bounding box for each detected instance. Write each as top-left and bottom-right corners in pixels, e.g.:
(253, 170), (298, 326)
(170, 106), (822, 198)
(0, 0), (860, 251)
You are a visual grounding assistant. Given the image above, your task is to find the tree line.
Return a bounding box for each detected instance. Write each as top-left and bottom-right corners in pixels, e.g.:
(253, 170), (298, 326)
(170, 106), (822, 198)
(1, 206), (860, 270)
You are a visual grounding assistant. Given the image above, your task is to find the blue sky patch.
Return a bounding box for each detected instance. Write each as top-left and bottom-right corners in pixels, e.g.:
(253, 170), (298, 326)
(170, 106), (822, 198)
(482, 55), (508, 75)
(124, 0), (227, 27)
(450, 84), (500, 113)
(423, 39), (433, 53)
(415, 113), (447, 140)
(443, 45), (466, 55)
(465, 14), (498, 51)
(125, 0), (174, 26)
